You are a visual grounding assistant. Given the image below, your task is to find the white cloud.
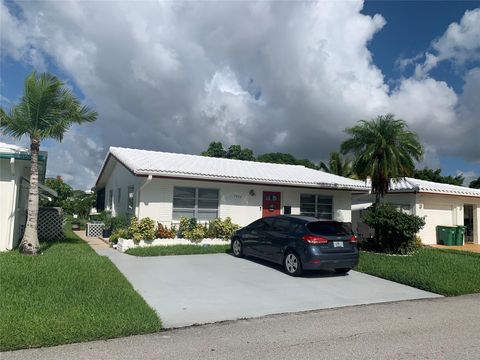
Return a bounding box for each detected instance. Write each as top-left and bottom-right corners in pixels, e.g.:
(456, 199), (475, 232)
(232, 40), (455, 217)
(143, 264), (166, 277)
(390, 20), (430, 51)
(414, 8), (480, 77)
(457, 170), (478, 186)
(0, 0), (479, 189)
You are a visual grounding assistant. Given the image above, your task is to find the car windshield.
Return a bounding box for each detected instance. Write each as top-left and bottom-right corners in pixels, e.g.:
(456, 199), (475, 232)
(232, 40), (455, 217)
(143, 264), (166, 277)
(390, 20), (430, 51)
(306, 221), (351, 236)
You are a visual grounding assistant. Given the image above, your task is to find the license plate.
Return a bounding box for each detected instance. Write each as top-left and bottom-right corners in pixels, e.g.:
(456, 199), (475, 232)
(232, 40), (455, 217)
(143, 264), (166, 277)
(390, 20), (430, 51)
(333, 241), (344, 248)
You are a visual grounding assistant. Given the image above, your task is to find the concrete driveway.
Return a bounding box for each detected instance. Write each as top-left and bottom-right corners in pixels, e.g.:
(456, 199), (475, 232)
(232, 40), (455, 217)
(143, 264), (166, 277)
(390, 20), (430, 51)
(98, 249), (441, 328)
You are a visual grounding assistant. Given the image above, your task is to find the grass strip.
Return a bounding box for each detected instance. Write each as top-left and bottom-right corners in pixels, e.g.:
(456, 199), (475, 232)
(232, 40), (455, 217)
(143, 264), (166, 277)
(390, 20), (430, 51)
(357, 248), (480, 296)
(0, 227), (161, 351)
(126, 244), (231, 257)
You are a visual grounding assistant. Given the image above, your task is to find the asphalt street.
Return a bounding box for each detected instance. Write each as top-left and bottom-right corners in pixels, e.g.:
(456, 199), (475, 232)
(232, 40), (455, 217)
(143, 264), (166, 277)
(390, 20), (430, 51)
(4, 294), (479, 360)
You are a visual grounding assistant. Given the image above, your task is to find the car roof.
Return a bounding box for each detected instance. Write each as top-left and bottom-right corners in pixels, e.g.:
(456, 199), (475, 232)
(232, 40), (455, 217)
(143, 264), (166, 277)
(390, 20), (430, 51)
(269, 215), (341, 223)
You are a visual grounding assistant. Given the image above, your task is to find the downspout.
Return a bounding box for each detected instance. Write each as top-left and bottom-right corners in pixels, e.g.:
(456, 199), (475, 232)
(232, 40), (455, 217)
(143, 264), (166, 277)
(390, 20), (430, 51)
(8, 158), (17, 249)
(136, 175), (152, 219)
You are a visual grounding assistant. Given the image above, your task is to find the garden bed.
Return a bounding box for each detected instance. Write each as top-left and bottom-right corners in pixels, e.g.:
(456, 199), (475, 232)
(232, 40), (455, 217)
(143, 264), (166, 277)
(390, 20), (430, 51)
(117, 237), (228, 252)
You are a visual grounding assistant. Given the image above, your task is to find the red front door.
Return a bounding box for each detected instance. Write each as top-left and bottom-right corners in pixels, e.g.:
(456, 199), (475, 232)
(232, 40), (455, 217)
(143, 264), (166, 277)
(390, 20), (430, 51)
(262, 191), (281, 217)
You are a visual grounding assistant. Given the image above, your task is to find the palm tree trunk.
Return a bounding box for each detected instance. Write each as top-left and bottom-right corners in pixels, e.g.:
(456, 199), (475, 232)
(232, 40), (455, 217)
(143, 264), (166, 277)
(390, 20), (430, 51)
(20, 138), (40, 255)
(374, 190), (381, 245)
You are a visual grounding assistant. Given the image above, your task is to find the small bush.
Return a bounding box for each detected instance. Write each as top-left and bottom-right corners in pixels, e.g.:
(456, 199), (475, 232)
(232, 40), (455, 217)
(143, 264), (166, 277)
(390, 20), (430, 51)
(208, 217), (241, 241)
(109, 228), (128, 244)
(183, 224), (208, 243)
(105, 214), (130, 231)
(128, 217), (156, 242)
(156, 223), (176, 239)
(178, 217), (197, 238)
(362, 204), (425, 254)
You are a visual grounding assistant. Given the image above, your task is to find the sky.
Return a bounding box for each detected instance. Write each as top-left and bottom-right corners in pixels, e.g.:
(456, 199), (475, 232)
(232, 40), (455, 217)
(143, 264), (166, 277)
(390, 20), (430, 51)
(1, 0), (479, 190)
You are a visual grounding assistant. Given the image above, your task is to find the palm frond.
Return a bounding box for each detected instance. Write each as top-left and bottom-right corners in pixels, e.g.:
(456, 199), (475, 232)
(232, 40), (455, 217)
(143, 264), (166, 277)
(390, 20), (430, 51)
(0, 71), (98, 143)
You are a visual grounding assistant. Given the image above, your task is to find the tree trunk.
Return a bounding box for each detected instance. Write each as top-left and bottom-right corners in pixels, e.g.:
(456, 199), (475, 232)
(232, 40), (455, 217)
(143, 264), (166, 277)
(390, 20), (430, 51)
(374, 191), (381, 245)
(19, 138), (40, 255)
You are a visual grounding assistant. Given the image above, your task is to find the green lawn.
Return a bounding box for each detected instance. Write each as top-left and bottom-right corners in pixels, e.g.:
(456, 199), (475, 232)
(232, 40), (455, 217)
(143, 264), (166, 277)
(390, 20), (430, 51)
(126, 244), (231, 256)
(0, 228), (161, 351)
(357, 248), (480, 296)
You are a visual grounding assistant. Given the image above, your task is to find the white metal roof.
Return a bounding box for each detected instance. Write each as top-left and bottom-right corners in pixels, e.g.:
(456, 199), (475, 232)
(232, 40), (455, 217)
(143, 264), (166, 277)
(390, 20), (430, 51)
(389, 177), (480, 197)
(0, 142), (29, 154)
(99, 146), (369, 191)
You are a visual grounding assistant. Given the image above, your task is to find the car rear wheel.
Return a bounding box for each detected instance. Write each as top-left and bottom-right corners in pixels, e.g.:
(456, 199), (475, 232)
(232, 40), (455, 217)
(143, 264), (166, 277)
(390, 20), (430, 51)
(232, 238), (244, 257)
(284, 251), (303, 276)
(334, 268), (351, 274)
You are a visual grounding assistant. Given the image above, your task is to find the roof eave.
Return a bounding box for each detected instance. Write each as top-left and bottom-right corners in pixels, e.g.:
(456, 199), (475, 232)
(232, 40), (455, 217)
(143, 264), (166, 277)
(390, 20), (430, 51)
(135, 171), (369, 191)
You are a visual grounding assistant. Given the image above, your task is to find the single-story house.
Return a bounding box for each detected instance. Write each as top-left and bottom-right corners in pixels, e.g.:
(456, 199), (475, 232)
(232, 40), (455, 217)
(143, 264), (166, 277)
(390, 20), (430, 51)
(95, 147), (369, 227)
(0, 142), (54, 251)
(352, 177), (480, 245)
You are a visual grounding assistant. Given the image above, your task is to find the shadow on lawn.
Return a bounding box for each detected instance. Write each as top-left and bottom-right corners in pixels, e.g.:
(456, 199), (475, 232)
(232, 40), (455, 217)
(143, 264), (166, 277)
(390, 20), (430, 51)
(38, 231), (84, 253)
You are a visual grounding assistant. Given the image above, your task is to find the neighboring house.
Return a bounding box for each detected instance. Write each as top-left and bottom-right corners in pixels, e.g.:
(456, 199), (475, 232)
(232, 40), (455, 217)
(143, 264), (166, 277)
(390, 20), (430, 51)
(0, 142), (55, 251)
(95, 147), (369, 228)
(352, 177), (480, 245)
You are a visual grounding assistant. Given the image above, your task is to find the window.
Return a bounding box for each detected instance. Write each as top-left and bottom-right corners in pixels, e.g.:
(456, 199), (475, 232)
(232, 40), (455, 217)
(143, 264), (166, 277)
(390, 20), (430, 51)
(272, 218), (300, 233)
(127, 186), (134, 212)
(300, 194), (333, 219)
(117, 188), (121, 204)
(173, 187), (219, 221)
(108, 190), (113, 210)
(307, 221), (352, 236)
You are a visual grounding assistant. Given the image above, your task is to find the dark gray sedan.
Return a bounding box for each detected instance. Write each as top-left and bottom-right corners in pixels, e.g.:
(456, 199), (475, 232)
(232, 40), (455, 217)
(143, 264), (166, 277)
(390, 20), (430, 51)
(231, 215), (358, 276)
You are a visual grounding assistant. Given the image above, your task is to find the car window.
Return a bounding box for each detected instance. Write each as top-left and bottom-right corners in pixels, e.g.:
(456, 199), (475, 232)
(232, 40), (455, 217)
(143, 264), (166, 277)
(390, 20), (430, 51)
(272, 218), (300, 233)
(247, 219), (264, 230)
(261, 218), (276, 229)
(307, 221), (351, 236)
(247, 218), (275, 230)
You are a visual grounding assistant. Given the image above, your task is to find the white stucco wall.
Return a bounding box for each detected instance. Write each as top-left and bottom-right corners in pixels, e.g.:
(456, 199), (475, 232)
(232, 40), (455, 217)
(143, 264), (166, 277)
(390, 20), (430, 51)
(0, 158), (30, 251)
(415, 193), (480, 245)
(136, 177), (352, 227)
(103, 161), (140, 216)
(351, 192), (480, 245)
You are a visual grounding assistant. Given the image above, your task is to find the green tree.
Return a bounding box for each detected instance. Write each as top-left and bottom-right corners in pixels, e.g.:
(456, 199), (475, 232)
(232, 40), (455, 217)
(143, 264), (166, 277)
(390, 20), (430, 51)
(341, 114), (423, 206)
(226, 144), (255, 161)
(40, 176), (73, 207)
(201, 141), (226, 158)
(0, 72), (97, 255)
(319, 152), (354, 178)
(413, 167), (464, 186)
(470, 177), (480, 189)
(63, 190), (96, 218)
(257, 152), (318, 169)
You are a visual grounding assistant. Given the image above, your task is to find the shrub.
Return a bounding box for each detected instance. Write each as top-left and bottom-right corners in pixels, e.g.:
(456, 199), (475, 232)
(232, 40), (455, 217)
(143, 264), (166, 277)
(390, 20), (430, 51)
(178, 217), (197, 238)
(156, 223), (176, 239)
(109, 228), (128, 244)
(128, 217), (156, 242)
(105, 214), (130, 231)
(208, 217), (241, 240)
(361, 204), (425, 254)
(183, 224), (208, 243)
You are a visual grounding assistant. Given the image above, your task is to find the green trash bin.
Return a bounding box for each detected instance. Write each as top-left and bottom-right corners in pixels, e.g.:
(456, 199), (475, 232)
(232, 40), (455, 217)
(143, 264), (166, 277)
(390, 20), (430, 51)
(455, 226), (465, 246)
(436, 226), (456, 246)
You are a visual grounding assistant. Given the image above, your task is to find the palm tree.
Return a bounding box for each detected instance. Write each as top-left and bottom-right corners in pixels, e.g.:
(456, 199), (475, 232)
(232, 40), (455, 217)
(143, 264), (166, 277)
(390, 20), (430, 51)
(0, 72), (97, 255)
(340, 114), (423, 206)
(319, 152), (355, 178)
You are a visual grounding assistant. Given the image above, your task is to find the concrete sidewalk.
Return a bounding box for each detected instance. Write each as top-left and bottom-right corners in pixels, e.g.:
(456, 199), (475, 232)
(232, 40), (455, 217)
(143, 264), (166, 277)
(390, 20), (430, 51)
(73, 230), (109, 251)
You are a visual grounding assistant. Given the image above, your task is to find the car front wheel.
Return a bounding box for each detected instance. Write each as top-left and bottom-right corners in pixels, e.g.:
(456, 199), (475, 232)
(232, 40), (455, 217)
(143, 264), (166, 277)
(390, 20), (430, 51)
(284, 251), (303, 276)
(232, 238), (244, 257)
